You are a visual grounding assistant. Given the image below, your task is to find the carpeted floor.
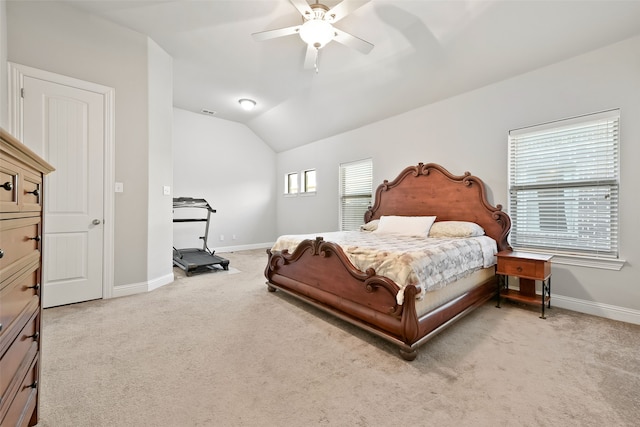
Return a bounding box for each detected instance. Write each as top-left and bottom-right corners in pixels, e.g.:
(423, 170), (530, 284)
(37, 249), (640, 426)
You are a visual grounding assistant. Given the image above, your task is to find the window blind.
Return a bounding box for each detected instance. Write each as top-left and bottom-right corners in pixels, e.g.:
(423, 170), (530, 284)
(508, 110), (619, 257)
(339, 159), (373, 231)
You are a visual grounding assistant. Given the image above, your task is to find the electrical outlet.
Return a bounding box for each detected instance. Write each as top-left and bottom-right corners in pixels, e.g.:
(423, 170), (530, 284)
(232, 234), (236, 240)
(115, 182), (124, 193)
(220, 234), (224, 241)
(163, 186), (171, 196)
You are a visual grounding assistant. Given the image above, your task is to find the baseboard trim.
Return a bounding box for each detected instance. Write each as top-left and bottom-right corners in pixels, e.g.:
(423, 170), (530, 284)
(148, 272), (175, 292)
(214, 242), (274, 253)
(552, 294), (640, 325)
(112, 272), (175, 298)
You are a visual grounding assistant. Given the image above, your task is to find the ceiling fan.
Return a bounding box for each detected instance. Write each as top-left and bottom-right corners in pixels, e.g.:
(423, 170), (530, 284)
(252, 0), (374, 72)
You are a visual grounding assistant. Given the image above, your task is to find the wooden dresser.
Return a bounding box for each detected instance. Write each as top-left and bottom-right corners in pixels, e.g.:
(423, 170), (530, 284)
(0, 128), (54, 427)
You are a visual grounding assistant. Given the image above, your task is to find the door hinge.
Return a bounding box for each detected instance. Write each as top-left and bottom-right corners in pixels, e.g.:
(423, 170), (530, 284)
(20, 88), (24, 98)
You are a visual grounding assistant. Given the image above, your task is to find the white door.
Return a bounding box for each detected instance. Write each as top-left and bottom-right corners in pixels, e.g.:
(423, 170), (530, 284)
(22, 77), (105, 308)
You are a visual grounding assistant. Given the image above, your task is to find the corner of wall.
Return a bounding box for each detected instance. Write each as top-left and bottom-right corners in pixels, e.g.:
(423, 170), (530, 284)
(147, 35), (175, 282)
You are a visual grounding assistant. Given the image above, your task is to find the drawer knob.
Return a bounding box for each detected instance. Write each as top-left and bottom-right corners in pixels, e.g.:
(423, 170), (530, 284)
(517, 266), (523, 272)
(28, 283), (41, 291)
(28, 380), (38, 389)
(0, 248), (3, 258)
(27, 332), (40, 341)
(29, 235), (41, 242)
(1, 181), (12, 191)
(26, 188), (40, 197)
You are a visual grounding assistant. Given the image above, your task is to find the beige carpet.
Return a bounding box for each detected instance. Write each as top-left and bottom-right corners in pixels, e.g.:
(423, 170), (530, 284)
(37, 249), (640, 426)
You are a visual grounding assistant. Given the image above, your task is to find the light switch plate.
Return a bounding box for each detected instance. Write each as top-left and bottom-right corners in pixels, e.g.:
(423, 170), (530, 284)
(163, 186), (171, 196)
(115, 182), (124, 193)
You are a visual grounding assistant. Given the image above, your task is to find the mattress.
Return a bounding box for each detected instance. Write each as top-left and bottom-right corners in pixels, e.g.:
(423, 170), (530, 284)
(271, 230), (497, 305)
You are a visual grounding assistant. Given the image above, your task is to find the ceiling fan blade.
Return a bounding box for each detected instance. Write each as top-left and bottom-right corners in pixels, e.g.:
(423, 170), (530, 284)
(289, 0), (313, 18)
(252, 25), (301, 42)
(333, 28), (374, 54)
(325, 0), (371, 23)
(304, 45), (317, 70)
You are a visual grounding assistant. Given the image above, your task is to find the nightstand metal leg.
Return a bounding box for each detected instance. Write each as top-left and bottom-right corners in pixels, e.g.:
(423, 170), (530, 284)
(540, 278), (551, 319)
(496, 275), (506, 308)
(548, 277), (552, 308)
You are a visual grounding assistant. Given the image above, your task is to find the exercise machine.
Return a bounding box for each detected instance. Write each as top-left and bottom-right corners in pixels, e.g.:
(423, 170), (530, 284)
(172, 197), (229, 275)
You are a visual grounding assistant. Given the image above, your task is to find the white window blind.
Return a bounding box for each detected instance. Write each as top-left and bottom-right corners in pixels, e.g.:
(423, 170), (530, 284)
(508, 110), (619, 258)
(339, 159), (373, 231)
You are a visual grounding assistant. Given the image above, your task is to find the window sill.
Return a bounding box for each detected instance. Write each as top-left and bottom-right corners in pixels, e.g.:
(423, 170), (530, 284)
(512, 248), (625, 271)
(551, 254), (625, 271)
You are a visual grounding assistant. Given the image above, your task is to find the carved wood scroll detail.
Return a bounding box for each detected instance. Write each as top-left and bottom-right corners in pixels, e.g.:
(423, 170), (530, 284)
(266, 237), (404, 317)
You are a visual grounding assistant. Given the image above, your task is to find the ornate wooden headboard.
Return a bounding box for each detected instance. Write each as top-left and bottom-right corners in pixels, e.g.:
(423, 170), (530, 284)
(364, 163), (512, 252)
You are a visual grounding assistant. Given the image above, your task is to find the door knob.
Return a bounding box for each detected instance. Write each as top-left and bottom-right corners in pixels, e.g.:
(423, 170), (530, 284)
(92, 219), (101, 225)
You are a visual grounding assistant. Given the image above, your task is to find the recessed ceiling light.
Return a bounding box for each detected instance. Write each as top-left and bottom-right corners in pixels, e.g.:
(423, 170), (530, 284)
(238, 98), (256, 111)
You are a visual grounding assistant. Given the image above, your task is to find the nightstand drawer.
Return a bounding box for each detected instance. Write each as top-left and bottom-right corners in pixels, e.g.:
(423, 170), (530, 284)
(496, 251), (552, 281)
(498, 258), (547, 280)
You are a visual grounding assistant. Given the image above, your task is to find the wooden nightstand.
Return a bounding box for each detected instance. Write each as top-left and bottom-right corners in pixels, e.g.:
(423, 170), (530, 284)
(496, 250), (553, 318)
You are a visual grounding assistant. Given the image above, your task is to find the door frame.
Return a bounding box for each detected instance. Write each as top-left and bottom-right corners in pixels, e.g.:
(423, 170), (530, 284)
(8, 62), (115, 299)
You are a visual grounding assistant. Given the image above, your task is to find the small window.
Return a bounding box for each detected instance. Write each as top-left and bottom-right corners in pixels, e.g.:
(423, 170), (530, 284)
(302, 169), (317, 193)
(284, 172), (298, 195)
(508, 109), (619, 258)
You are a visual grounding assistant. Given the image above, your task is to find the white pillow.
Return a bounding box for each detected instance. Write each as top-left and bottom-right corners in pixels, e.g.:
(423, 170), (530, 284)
(428, 221), (485, 238)
(373, 215), (436, 237)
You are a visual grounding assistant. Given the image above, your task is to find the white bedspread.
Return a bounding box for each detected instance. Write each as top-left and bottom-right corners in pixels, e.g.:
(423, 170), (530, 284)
(271, 231), (497, 305)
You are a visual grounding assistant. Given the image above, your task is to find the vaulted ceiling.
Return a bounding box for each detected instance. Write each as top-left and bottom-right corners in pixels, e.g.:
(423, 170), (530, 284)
(63, 0), (640, 152)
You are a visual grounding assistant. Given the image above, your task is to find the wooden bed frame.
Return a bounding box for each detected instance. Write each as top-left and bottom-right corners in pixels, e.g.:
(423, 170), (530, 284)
(265, 163), (511, 360)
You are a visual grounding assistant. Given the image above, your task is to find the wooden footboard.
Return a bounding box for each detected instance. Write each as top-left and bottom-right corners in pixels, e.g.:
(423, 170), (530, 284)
(265, 236), (496, 360)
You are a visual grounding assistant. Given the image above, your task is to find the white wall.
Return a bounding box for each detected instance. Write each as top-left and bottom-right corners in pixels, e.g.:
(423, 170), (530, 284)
(172, 108), (277, 252)
(6, 1), (173, 290)
(277, 36), (640, 322)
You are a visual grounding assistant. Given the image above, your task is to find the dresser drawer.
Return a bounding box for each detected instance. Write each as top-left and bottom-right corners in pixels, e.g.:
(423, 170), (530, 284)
(0, 263), (39, 345)
(0, 218), (41, 280)
(0, 159), (18, 212)
(0, 313), (38, 409)
(0, 351), (38, 427)
(0, 157), (42, 215)
(19, 170), (42, 213)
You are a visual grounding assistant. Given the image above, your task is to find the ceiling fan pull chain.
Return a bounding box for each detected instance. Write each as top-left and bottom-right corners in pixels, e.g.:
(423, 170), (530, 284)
(314, 48), (320, 74)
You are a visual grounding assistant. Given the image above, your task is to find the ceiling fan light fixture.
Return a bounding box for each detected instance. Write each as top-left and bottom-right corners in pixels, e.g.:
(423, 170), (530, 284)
(238, 98), (257, 111)
(299, 19), (335, 49)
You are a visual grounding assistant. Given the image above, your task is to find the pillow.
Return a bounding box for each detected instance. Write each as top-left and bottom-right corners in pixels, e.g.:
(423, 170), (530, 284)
(428, 221), (485, 238)
(373, 215), (436, 237)
(360, 219), (379, 232)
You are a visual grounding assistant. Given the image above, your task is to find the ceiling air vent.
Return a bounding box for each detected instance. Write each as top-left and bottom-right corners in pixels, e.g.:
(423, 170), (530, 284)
(200, 109), (216, 116)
